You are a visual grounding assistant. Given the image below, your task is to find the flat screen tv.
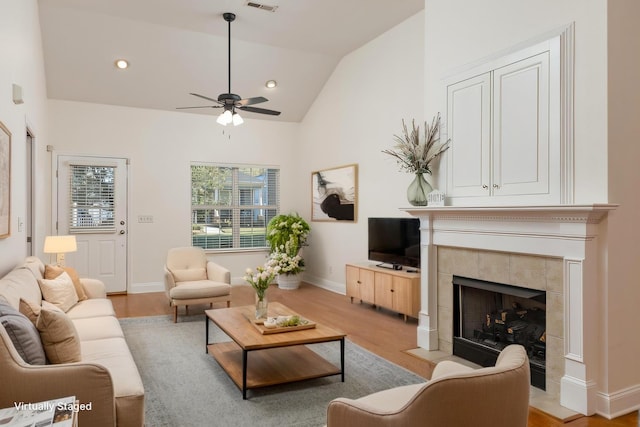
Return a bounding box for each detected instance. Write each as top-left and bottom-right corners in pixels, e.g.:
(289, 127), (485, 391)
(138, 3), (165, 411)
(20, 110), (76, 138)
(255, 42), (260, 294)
(368, 217), (421, 270)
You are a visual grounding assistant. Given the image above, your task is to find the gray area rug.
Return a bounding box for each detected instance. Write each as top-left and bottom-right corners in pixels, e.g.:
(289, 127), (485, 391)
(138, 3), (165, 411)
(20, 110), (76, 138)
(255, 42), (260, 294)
(120, 315), (425, 427)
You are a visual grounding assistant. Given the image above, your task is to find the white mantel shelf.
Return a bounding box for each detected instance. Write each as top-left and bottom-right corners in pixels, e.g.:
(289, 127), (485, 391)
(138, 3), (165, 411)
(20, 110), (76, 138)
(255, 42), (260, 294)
(403, 204), (618, 222)
(401, 203), (618, 416)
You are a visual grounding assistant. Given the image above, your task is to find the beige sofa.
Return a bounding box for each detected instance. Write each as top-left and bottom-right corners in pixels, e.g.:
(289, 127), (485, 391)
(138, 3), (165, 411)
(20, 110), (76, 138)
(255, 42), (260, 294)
(326, 344), (530, 427)
(0, 257), (144, 427)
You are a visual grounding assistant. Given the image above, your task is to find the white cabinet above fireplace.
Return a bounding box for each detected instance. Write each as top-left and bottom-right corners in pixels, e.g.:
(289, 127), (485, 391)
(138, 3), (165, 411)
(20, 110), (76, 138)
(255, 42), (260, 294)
(444, 28), (572, 206)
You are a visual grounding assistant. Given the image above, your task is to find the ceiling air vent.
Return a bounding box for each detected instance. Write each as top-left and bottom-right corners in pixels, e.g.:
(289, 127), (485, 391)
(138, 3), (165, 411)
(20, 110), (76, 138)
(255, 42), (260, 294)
(245, 1), (278, 12)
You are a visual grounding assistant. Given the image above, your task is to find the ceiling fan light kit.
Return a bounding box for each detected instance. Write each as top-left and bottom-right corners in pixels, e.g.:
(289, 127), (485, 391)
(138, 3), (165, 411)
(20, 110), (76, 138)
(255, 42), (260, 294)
(176, 12), (281, 126)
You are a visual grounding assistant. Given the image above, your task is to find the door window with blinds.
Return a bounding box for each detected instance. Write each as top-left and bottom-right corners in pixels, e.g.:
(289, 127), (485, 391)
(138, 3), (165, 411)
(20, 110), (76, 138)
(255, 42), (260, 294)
(68, 164), (116, 233)
(191, 164), (279, 250)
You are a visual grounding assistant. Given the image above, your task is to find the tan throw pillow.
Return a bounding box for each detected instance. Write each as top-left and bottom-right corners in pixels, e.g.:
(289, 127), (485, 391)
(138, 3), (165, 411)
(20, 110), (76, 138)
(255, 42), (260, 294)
(45, 264), (88, 301)
(36, 307), (81, 364)
(171, 268), (207, 282)
(18, 298), (41, 324)
(38, 271), (79, 312)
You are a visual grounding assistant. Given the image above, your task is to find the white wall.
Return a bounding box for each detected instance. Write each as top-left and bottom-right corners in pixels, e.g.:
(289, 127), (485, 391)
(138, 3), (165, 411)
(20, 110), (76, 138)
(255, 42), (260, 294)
(298, 11), (426, 292)
(47, 101), (299, 289)
(604, 0), (640, 411)
(0, 0), (50, 275)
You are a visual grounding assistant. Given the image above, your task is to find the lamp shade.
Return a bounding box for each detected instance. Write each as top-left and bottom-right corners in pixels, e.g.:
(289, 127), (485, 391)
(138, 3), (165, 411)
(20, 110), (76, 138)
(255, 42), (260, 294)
(43, 235), (77, 254)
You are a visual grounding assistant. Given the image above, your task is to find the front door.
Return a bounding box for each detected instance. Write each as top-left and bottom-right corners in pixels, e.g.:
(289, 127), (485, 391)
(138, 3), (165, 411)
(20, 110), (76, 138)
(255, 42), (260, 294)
(55, 155), (128, 293)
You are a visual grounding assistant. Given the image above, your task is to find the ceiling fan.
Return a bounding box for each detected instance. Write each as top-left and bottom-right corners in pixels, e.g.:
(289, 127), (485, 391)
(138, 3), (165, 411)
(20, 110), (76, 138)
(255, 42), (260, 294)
(176, 12), (281, 125)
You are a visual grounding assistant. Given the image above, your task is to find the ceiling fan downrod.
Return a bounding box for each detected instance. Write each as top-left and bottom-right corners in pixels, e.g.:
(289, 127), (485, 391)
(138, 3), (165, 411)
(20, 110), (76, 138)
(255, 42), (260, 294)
(223, 13), (235, 98)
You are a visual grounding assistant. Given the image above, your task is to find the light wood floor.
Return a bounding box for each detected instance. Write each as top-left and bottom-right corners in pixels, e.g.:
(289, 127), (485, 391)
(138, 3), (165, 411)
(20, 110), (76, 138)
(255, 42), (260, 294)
(109, 283), (638, 427)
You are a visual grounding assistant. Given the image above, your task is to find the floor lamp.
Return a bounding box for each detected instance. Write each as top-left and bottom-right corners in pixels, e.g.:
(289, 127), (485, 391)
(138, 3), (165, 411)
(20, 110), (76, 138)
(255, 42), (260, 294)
(43, 235), (77, 267)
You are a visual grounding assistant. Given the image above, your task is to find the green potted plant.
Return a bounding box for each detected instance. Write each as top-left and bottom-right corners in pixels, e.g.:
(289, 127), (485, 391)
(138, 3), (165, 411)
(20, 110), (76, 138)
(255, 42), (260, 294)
(266, 213), (310, 289)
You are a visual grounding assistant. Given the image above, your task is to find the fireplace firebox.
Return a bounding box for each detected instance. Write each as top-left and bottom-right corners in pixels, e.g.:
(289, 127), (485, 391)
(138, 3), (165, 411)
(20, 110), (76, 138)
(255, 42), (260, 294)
(452, 275), (546, 390)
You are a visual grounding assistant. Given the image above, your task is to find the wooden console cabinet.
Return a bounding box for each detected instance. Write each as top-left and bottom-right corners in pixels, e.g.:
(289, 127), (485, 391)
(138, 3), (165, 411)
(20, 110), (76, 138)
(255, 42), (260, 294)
(345, 263), (420, 321)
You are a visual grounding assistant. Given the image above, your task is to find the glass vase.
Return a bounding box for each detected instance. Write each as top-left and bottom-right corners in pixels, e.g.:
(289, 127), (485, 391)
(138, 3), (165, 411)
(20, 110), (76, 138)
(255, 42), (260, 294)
(407, 173), (433, 206)
(255, 293), (268, 320)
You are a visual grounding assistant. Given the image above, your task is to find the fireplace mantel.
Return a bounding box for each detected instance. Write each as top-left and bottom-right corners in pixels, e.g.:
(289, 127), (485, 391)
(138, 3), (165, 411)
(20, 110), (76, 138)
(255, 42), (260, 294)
(403, 204), (616, 222)
(403, 203), (617, 416)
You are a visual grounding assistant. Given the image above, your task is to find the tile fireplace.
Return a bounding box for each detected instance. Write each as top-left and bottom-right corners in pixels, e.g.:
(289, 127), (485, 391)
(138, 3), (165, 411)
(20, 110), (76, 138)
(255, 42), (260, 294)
(404, 205), (616, 416)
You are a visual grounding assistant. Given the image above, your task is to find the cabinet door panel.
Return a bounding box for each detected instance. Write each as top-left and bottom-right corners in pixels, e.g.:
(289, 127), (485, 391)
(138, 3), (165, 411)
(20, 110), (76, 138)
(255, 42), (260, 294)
(493, 52), (550, 196)
(345, 265), (361, 299)
(393, 276), (419, 317)
(374, 272), (393, 310)
(359, 269), (376, 303)
(447, 73), (491, 197)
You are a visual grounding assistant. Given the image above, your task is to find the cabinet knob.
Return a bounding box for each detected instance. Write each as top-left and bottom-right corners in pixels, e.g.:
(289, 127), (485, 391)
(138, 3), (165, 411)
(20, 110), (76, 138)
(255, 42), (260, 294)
(482, 184), (488, 189)
(493, 184), (500, 189)
(390, 289), (395, 292)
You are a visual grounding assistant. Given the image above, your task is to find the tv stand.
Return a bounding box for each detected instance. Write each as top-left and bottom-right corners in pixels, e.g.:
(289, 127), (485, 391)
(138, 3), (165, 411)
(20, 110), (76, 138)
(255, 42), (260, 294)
(345, 263), (420, 321)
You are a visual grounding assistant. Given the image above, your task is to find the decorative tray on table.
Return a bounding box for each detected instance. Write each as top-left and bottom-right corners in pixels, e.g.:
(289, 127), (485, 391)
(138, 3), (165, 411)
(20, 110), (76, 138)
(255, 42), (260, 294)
(246, 314), (317, 335)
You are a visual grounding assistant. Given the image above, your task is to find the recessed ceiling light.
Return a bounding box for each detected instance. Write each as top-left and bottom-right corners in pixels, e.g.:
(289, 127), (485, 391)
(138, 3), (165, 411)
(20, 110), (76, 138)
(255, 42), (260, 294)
(265, 80), (277, 88)
(115, 59), (129, 69)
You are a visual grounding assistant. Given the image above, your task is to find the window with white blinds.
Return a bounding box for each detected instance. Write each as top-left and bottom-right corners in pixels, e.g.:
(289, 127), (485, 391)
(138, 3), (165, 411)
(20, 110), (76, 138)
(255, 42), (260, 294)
(68, 165), (116, 233)
(191, 164), (279, 250)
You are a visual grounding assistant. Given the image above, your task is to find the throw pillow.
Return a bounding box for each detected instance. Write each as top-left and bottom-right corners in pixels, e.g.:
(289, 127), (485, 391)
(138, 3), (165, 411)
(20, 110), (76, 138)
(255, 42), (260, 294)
(0, 301), (46, 365)
(18, 298), (41, 324)
(44, 264), (88, 301)
(171, 268), (207, 282)
(38, 271), (79, 313)
(36, 307), (81, 364)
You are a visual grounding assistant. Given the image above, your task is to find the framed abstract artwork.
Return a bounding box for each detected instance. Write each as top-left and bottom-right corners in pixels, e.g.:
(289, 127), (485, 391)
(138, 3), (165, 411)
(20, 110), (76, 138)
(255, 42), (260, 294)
(311, 164), (358, 222)
(0, 121), (10, 238)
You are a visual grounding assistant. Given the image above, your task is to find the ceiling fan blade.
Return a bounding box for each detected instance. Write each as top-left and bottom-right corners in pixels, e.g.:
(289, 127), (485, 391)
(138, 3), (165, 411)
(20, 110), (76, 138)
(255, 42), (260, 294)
(189, 93), (223, 104)
(237, 96), (268, 107)
(176, 105), (222, 110)
(238, 106), (281, 116)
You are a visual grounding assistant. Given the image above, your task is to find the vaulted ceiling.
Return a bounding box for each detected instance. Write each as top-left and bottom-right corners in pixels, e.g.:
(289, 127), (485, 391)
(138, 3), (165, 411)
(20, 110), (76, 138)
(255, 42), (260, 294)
(38, 0), (424, 122)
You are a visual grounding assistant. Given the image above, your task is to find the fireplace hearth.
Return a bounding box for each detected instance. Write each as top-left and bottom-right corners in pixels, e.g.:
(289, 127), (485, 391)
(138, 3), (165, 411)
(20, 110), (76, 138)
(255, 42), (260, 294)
(453, 275), (546, 389)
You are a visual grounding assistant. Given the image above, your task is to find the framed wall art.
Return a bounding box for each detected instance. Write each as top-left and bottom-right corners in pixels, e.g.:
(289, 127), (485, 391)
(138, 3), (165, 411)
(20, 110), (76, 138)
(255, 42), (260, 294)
(311, 163), (358, 222)
(0, 121), (10, 238)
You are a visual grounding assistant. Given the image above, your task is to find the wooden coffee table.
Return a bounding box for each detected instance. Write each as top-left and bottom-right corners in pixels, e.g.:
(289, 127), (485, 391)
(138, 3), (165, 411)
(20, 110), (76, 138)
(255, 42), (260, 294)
(205, 302), (346, 399)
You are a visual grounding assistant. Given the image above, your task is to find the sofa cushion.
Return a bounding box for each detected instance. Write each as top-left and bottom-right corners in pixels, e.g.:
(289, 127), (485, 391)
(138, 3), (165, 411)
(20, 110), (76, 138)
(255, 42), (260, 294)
(36, 307), (82, 364)
(38, 272), (79, 312)
(81, 337), (145, 399)
(171, 268), (207, 282)
(0, 268), (43, 309)
(169, 280), (231, 299)
(19, 298), (41, 324)
(73, 316), (125, 341)
(66, 299), (115, 320)
(0, 301), (46, 365)
(45, 265), (88, 301)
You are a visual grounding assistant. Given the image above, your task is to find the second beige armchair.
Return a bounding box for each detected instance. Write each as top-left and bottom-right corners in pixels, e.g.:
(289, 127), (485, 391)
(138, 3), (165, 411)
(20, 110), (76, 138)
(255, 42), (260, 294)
(164, 246), (232, 322)
(326, 344), (530, 427)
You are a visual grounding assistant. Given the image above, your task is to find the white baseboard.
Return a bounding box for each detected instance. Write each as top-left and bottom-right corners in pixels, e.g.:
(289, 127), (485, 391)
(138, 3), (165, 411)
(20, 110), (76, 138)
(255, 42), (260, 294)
(128, 281), (164, 294)
(596, 384), (640, 419)
(302, 274), (345, 295)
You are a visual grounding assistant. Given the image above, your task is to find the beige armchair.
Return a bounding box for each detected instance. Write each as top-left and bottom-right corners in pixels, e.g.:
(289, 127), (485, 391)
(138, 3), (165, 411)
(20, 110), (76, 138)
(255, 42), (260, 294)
(164, 247), (232, 322)
(327, 344), (530, 427)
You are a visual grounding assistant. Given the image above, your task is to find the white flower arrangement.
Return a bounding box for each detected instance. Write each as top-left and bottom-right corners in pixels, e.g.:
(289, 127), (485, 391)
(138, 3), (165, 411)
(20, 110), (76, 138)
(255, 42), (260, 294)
(244, 263), (280, 300)
(269, 250), (305, 276)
